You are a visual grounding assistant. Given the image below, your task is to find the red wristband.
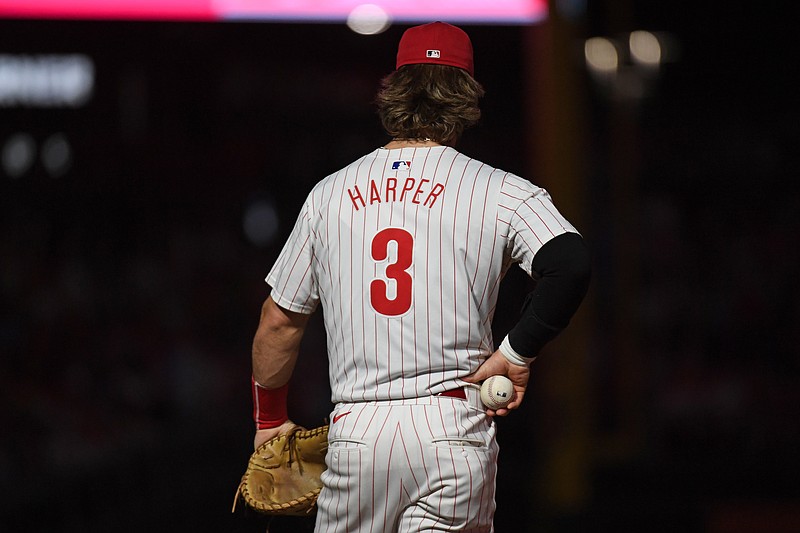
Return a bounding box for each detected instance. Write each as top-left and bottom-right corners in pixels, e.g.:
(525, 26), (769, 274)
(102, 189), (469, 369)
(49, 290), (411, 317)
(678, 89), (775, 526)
(252, 377), (289, 429)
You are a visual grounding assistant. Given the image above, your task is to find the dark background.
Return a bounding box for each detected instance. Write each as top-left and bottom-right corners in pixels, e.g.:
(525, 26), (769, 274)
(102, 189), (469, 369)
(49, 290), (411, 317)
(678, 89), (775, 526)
(1, 2), (798, 532)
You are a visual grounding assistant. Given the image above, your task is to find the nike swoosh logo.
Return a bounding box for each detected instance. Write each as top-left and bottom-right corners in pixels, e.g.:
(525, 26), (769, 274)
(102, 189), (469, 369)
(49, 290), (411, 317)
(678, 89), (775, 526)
(333, 411), (352, 424)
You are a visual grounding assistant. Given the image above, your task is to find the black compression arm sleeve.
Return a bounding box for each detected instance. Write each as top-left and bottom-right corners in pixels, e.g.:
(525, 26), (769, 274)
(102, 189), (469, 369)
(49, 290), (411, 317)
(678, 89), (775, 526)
(507, 232), (592, 358)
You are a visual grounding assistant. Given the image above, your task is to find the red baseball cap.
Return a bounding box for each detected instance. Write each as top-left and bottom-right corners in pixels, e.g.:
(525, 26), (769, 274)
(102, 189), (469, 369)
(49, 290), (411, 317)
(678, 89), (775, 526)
(396, 22), (474, 77)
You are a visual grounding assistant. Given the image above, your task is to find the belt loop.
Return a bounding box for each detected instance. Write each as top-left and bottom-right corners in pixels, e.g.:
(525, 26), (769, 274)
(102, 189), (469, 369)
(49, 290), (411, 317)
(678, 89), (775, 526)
(463, 384), (484, 410)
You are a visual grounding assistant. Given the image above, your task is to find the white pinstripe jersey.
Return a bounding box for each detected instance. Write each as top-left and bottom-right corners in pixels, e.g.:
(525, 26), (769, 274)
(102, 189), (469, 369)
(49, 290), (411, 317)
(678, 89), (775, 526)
(266, 146), (577, 404)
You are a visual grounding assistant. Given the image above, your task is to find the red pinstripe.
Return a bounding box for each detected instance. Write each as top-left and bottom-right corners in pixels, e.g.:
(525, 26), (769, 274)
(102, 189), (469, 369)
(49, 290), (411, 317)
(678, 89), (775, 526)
(536, 195), (571, 232)
(370, 407), (393, 533)
(287, 238), (313, 303)
(332, 168), (349, 393)
(425, 406), (446, 529)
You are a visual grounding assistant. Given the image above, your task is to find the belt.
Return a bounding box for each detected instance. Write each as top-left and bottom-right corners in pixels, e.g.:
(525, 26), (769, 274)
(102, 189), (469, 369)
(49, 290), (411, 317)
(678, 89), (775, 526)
(437, 387), (466, 400)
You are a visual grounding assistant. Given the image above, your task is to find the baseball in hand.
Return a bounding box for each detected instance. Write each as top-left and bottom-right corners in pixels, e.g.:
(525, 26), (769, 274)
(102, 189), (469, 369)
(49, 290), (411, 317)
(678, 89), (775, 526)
(480, 375), (516, 410)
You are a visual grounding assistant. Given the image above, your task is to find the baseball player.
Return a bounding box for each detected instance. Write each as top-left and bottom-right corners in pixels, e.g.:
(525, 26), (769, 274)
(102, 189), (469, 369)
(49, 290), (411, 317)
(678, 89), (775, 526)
(250, 22), (591, 532)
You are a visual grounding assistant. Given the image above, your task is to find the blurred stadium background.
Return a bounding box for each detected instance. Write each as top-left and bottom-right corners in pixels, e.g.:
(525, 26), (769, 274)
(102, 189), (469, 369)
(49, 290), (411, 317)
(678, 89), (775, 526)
(1, 1), (798, 531)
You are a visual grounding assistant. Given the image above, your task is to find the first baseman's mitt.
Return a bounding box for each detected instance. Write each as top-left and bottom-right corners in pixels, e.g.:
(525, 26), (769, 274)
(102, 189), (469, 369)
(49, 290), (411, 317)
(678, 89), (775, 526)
(233, 425), (328, 516)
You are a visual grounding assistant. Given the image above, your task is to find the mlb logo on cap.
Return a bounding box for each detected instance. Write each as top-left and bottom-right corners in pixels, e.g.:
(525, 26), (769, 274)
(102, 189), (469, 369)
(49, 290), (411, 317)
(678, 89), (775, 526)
(426, 50), (441, 58)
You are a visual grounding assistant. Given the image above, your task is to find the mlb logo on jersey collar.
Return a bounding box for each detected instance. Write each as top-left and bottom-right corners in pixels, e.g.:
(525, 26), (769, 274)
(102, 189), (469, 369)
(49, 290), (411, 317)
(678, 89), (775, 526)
(392, 160), (412, 170)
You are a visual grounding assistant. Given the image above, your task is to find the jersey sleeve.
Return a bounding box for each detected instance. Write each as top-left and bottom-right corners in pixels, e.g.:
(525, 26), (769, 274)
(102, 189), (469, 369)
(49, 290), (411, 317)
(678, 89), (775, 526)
(265, 196), (320, 314)
(502, 175), (578, 276)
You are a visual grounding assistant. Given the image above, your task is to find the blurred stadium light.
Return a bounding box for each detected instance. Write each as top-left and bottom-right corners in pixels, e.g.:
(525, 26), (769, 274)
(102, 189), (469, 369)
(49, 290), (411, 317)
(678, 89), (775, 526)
(585, 30), (678, 102)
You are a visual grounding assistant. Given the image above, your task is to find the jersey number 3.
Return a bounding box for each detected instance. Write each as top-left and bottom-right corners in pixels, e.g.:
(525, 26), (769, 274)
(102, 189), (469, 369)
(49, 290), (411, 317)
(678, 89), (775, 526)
(370, 228), (413, 316)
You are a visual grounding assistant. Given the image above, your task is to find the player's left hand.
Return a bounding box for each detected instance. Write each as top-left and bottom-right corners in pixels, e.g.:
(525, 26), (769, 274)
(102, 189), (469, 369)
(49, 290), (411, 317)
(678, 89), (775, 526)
(463, 350), (531, 417)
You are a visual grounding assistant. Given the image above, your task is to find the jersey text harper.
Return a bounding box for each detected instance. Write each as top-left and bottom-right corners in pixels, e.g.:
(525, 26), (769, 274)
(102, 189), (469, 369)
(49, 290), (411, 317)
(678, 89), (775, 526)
(347, 177), (445, 211)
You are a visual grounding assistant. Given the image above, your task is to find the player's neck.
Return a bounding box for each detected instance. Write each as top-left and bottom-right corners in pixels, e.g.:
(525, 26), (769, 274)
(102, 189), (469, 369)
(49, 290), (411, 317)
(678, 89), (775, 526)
(383, 138), (442, 149)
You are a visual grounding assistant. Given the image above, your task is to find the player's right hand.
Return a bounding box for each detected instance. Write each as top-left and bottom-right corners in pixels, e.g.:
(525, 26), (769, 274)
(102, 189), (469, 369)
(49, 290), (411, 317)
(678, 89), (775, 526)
(463, 350), (530, 417)
(254, 419), (299, 449)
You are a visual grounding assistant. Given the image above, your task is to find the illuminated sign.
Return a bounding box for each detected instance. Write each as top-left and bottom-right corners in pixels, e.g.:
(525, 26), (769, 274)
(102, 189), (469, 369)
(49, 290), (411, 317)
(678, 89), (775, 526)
(0, 54), (94, 107)
(0, 0), (547, 23)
